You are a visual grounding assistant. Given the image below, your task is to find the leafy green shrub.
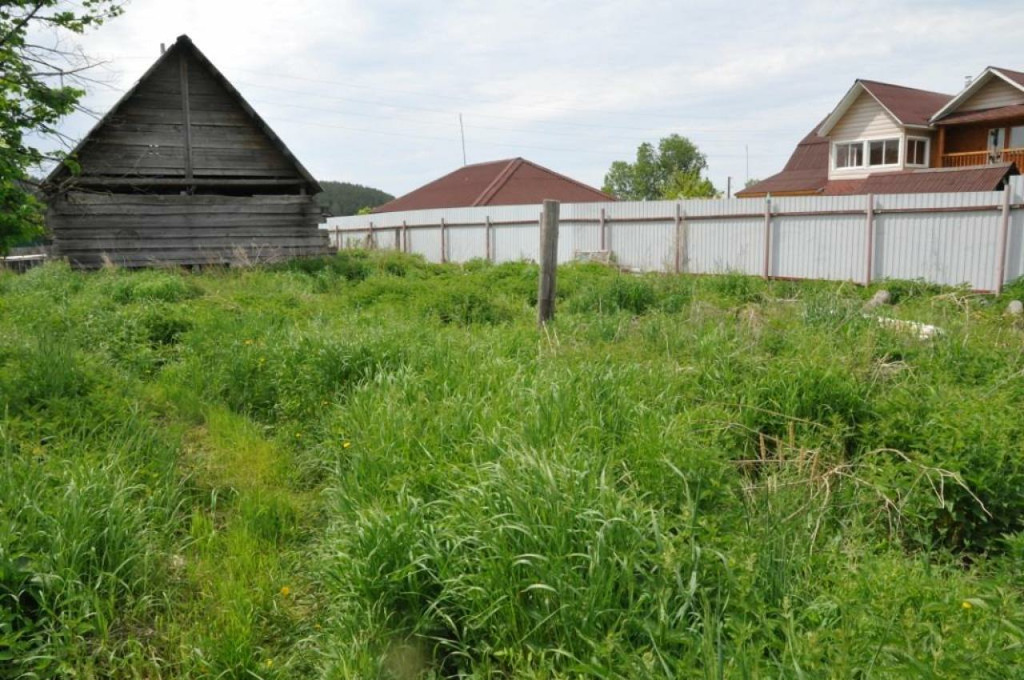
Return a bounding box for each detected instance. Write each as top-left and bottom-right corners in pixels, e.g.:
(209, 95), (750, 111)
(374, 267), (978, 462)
(568, 274), (657, 315)
(349, 275), (417, 307)
(702, 272), (766, 305)
(876, 279), (945, 304)
(140, 307), (193, 346)
(107, 271), (202, 304)
(0, 339), (92, 414)
(862, 386), (1024, 553)
(278, 251), (374, 281)
(419, 281), (515, 325)
(373, 251), (434, 278)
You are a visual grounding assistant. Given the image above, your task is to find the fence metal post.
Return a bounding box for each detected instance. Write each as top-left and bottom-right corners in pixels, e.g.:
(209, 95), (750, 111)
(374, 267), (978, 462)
(674, 203), (684, 274)
(440, 218), (447, 263)
(762, 195), (772, 279)
(599, 207), (607, 252)
(865, 193), (875, 286)
(995, 183), (1011, 294)
(485, 216), (493, 262)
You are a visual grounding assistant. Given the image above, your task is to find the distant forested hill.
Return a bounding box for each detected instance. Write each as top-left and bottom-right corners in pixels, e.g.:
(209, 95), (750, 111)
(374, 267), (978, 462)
(316, 181), (394, 216)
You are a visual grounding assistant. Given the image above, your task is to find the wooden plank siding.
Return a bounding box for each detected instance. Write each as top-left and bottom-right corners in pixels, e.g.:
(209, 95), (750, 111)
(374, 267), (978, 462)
(78, 53), (299, 181)
(49, 193), (329, 268)
(960, 78), (1024, 112)
(45, 35), (327, 269)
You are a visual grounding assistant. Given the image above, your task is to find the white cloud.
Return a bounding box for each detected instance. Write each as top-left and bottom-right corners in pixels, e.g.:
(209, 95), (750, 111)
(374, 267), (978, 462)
(33, 0), (1024, 194)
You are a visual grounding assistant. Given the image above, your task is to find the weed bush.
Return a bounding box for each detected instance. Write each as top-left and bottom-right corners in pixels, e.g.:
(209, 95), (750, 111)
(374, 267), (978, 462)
(105, 270), (202, 304)
(2, 258), (1023, 677)
(567, 273), (658, 315)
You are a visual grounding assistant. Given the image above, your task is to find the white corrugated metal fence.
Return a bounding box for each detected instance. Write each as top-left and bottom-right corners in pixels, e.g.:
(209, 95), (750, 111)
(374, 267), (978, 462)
(324, 176), (1024, 292)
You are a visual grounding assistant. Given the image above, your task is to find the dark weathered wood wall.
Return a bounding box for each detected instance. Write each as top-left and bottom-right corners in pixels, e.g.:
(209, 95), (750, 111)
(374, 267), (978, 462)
(78, 53), (301, 181)
(50, 192), (328, 268)
(48, 39), (330, 269)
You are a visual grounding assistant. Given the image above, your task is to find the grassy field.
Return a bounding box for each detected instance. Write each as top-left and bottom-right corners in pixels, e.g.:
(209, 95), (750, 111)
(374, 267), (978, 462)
(2, 251), (1024, 678)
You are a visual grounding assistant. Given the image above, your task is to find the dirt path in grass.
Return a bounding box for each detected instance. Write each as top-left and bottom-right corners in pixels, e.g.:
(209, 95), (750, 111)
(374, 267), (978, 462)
(165, 406), (324, 677)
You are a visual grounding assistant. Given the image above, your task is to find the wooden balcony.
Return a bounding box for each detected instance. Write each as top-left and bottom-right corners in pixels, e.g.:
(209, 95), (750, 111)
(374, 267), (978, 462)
(942, 148), (1024, 168)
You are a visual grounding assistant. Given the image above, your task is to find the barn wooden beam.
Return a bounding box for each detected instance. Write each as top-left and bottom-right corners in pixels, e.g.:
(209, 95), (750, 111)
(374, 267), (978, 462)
(179, 51), (194, 184)
(63, 177), (308, 189)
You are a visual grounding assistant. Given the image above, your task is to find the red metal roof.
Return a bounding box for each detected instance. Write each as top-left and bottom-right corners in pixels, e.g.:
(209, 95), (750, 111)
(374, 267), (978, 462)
(373, 158), (613, 213)
(822, 164), (1017, 195)
(993, 67), (1024, 89)
(736, 122), (829, 197)
(859, 80), (952, 127)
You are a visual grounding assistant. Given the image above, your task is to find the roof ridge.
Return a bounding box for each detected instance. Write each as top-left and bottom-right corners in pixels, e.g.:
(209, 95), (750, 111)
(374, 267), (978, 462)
(991, 66), (1024, 77)
(859, 79), (952, 97)
(473, 158), (522, 206)
(514, 158), (615, 202)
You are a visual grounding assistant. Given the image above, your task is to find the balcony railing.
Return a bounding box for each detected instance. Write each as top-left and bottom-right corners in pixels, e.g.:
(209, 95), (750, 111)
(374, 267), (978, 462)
(942, 148), (1024, 168)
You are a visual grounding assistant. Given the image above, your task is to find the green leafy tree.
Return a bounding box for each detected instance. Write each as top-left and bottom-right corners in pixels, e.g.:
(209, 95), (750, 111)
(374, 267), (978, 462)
(602, 134), (718, 200)
(0, 1), (122, 253)
(316, 180), (394, 217)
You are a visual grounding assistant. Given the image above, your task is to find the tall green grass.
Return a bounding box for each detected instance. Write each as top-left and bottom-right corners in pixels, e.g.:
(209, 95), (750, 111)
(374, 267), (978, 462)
(1, 254), (1023, 677)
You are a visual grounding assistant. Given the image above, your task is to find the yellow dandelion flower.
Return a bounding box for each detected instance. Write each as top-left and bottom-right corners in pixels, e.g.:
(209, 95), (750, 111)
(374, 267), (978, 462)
(280, 585), (291, 597)
(265, 658), (274, 668)
(343, 441), (351, 449)
(961, 600), (972, 610)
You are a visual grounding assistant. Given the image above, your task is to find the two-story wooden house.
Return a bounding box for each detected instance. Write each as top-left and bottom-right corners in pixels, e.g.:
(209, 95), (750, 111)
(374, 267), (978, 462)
(739, 67), (1024, 197)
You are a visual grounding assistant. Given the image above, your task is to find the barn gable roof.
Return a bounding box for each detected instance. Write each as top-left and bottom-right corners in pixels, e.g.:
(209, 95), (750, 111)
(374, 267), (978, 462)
(373, 158), (613, 213)
(45, 34), (321, 194)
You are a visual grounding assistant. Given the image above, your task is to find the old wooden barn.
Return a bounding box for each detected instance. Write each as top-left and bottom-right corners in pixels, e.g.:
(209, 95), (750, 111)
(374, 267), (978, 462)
(43, 35), (329, 268)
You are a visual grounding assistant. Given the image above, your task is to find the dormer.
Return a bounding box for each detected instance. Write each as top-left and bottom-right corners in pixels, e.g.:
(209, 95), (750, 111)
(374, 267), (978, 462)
(817, 80), (951, 180)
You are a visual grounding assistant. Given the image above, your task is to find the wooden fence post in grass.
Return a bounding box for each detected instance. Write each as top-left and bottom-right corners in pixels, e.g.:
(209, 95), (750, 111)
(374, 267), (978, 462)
(538, 199), (560, 325)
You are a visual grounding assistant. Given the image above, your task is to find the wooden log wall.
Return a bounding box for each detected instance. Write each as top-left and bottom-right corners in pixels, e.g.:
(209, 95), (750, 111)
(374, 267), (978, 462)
(50, 192), (329, 268)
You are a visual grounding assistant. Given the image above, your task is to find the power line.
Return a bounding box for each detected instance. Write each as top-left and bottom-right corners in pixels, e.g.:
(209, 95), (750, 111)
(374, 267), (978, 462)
(116, 53), (801, 127)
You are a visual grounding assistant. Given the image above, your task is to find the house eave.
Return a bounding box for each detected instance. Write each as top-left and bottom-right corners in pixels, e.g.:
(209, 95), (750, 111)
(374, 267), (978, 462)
(930, 67), (1024, 124)
(818, 80), (905, 136)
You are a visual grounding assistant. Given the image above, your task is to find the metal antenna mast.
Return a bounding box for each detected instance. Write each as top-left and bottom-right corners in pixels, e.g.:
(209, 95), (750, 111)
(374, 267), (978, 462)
(459, 114), (467, 166)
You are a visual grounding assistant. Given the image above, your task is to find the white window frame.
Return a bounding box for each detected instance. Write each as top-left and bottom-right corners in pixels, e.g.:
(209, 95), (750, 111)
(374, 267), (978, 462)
(832, 137), (906, 172)
(866, 138), (901, 168)
(833, 141), (865, 170)
(905, 136), (930, 168)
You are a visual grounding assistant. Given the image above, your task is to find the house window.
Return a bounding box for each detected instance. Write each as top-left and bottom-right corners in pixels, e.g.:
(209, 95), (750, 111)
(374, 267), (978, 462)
(1010, 126), (1024, 149)
(835, 142), (864, 169)
(868, 138), (900, 166)
(906, 137), (929, 166)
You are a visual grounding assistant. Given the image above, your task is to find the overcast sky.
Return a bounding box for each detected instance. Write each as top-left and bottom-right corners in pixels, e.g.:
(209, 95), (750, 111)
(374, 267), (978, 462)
(40, 0), (1024, 198)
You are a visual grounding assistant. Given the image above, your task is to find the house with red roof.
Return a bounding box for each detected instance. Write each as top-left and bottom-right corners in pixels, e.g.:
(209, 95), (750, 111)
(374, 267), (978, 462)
(739, 67), (1024, 197)
(372, 157), (612, 213)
